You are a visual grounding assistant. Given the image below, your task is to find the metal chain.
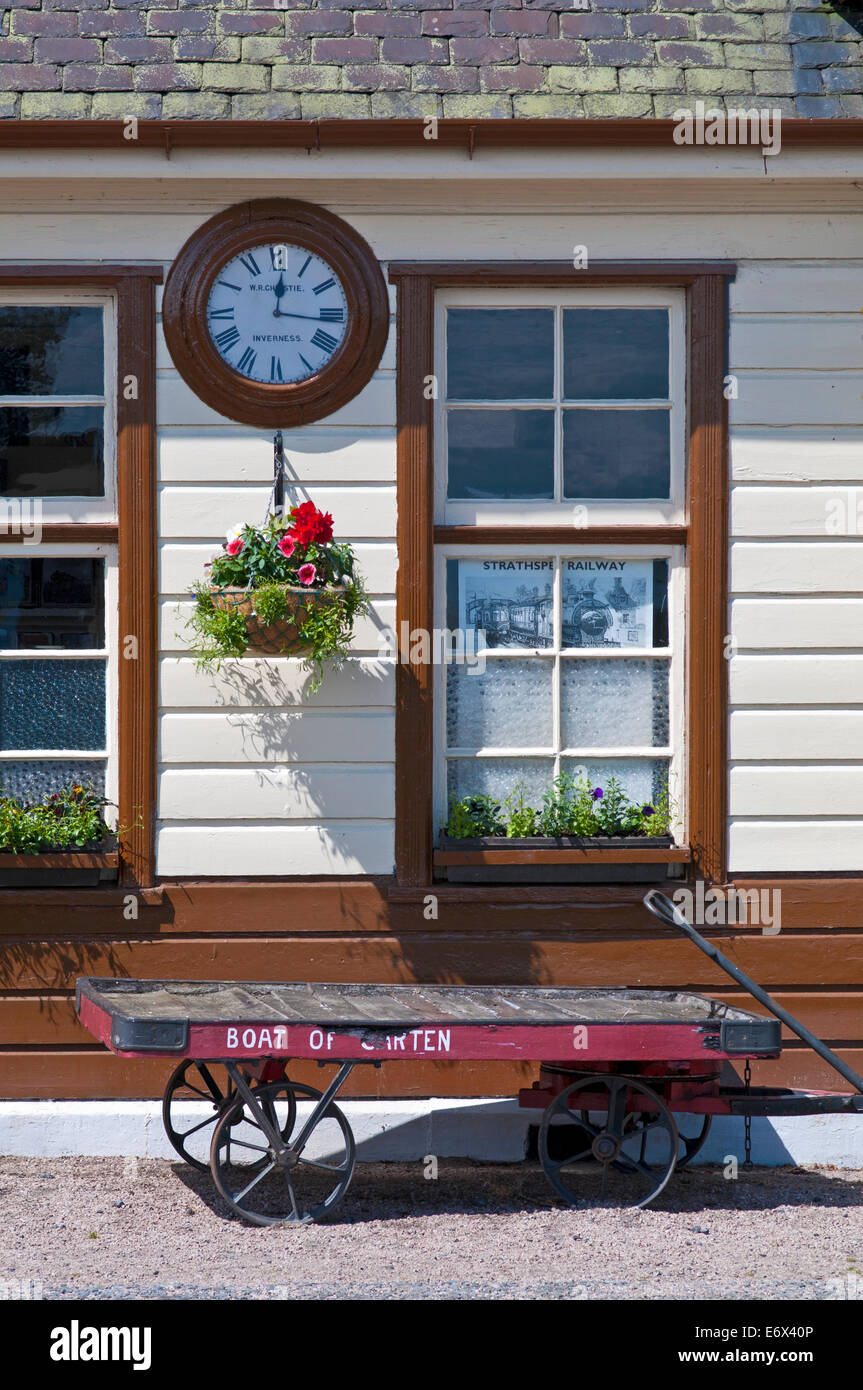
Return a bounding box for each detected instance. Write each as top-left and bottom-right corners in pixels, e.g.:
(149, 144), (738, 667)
(743, 1059), (753, 1168)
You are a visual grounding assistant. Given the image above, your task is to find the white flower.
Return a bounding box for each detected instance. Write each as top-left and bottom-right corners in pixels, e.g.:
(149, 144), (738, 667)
(226, 524), (244, 544)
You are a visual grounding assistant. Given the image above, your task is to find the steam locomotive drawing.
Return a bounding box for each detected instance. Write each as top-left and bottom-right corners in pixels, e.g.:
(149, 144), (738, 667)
(466, 594), (553, 648)
(562, 575), (645, 648)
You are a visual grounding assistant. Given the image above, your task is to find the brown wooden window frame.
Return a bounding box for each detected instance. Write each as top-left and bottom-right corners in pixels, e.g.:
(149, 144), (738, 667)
(0, 265), (162, 889)
(388, 261), (734, 891)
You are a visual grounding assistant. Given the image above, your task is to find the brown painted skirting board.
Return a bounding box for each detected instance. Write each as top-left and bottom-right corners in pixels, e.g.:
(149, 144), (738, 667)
(4, 875), (863, 931)
(0, 119), (860, 151)
(388, 260), (733, 888)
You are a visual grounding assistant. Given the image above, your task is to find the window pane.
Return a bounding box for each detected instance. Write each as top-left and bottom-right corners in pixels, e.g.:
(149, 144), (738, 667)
(561, 658), (669, 749)
(563, 309), (669, 400)
(563, 408), (670, 500)
(447, 659), (553, 750)
(0, 306), (103, 396)
(448, 409), (554, 500)
(0, 558), (105, 649)
(448, 557), (554, 650)
(446, 757), (552, 814)
(561, 758), (670, 810)
(0, 405), (104, 497)
(562, 558), (666, 649)
(447, 308), (554, 401)
(0, 758), (105, 803)
(0, 659), (106, 751)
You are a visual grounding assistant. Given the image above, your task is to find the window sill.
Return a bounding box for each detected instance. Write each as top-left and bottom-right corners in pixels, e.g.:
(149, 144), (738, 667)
(0, 841), (119, 887)
(434, 837), (689, 884)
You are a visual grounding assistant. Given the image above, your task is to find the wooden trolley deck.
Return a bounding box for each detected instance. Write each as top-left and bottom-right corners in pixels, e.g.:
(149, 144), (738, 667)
(76, 979), (782, 1063)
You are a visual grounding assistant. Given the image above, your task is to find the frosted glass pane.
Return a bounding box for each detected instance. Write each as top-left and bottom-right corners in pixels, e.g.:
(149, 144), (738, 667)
(561, 758), (670, 809)
(0, 660), (106, 750)
(447, 308), (554, 401)
(561, 659), (669, 749)
(447, 757), (551, 811)
(447, 659), (553, 749)
(0, 759), (105, 802)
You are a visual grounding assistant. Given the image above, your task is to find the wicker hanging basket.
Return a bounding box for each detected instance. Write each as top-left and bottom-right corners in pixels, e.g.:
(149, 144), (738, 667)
(210, 584), (345, 656)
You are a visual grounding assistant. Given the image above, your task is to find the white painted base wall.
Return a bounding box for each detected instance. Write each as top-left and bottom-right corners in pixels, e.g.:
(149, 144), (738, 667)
(2, 1100), (862, 1169)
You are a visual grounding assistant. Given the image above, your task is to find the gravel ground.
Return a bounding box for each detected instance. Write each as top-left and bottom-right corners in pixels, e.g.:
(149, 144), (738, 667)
(1, 1156), (861, 1301)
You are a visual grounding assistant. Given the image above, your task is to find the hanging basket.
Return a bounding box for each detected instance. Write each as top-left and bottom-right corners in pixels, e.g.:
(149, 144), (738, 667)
(210, 584), (345, 656)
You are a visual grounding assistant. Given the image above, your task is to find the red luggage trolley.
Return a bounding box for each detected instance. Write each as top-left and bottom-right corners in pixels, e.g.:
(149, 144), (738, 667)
(76, 891), (863, 1225)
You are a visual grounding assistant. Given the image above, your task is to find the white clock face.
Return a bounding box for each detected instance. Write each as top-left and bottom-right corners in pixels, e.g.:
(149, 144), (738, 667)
(205, 243), (349, 384)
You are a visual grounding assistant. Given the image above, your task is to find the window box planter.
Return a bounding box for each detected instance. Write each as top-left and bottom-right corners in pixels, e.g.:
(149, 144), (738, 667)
(434, 836), (689, 884)
(0, 837), (119, 887)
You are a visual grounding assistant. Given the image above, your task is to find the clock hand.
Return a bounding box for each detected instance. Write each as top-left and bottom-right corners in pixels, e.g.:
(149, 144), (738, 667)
(272, 274), (286, 317)
(271, 310), (341, 323)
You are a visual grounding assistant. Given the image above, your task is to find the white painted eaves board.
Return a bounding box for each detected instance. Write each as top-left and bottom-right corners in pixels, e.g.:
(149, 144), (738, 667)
(158, 765), (395, 820)
(730, 542), (863, 593)
(732, 597), (863, 648)
(730, 655), (863, 705)
(155, 822), (394, 876)
(729, 821), (863, 873)
(158, 485), (396, 540)
(159, 709), (395, 763)
(731, 710), (863, 760)
(158, 655), (395, 710)
(158, 427), (396, 484)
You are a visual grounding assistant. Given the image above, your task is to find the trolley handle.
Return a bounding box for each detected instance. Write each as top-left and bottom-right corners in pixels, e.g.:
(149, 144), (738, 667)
(643, 889), (694, 936)
(642, 890), (863, 1096)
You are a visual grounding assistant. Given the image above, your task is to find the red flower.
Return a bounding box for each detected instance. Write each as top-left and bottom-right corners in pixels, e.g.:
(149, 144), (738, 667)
(297, 563), (317, 587)
(288, 500), (334, 547)
(277, 534), (296, 559)
(225, 537), (244, 557)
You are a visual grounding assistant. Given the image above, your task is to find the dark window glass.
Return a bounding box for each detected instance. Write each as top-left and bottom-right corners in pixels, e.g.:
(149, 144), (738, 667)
(563, 309), (669, 401)
(0, 406), (104, 496)
(448, 409), (554, 499)
(0, 306), (103, 396)
(0, 558), (105, 649)
(0, 659), (106, 750)
(0, 758), (106, 802)
(562, 409), (670, 500)
(447, 309), (554, 401)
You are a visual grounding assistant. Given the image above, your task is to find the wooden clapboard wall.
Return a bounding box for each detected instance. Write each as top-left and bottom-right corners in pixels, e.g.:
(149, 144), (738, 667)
(1, 158), (863, 1098)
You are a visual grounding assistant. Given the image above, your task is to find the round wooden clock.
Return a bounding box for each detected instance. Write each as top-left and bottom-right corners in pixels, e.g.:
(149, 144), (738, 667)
(162, 198), (389, 428)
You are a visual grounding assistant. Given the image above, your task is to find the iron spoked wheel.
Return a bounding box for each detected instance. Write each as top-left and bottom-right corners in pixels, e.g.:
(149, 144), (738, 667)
(162, 1061), (296, 1173)
(674, 1114), (713, 1169)
(210, 1080), (356, 1227)
(540, 1074), (678, 1211)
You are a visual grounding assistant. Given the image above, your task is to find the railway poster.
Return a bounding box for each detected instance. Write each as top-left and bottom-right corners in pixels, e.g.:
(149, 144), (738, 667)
(562, 558), (653, 648)
(458, 559), (554, 649)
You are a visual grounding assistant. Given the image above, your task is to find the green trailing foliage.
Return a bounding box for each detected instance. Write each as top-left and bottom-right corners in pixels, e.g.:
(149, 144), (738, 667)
(443, 774), (675, 840)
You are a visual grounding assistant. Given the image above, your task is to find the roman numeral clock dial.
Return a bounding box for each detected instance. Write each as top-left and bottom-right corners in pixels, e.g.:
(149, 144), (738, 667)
(206, 246), (349, 384)
(162, 199), (389, 429)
